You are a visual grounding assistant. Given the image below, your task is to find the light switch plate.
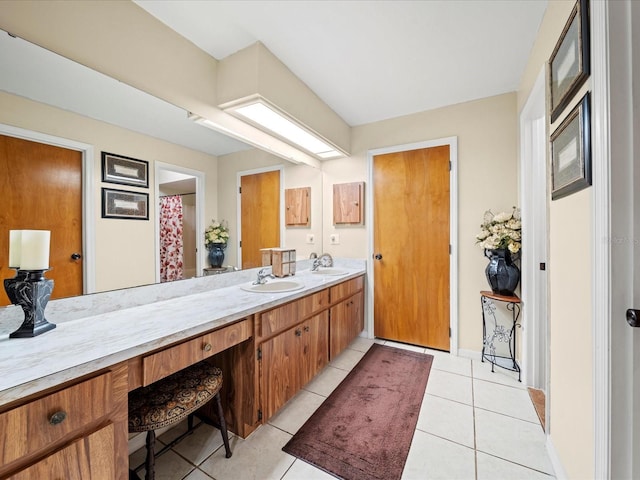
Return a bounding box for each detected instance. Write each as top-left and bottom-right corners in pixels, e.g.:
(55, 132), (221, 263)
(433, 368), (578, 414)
(306, 234), (315, 244)
(330, 233), (340, 245)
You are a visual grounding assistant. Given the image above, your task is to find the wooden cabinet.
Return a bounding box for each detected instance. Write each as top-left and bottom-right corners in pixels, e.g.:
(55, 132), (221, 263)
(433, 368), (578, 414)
(260, 312), (328, 420)
(330, 290), (364, 359)
(285, 187), (311, 226)
(8, 424), (115, 480)
(0, 364), (128, 479)
(333, 182), (364, 224)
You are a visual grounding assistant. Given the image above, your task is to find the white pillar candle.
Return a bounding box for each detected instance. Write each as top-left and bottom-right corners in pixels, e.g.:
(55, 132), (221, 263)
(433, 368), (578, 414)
(8, 230), (22, 268)
(20, 230), (50, 270)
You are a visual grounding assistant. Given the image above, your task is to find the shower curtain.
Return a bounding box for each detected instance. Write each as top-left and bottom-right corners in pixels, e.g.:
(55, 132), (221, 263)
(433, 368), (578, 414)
(159, 195), (184, 282)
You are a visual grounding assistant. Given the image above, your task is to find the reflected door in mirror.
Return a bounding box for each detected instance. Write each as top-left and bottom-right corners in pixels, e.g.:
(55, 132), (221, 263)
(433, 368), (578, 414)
(0, 134), (83, 306)
(240, 170), (280, 269)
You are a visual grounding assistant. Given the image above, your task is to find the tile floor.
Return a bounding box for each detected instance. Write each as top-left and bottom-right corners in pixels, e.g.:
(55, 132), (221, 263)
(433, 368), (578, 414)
(129, 338), (556, 480)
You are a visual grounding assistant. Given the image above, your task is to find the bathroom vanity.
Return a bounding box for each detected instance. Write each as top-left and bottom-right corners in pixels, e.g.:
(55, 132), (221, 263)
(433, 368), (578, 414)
(0, 262), (365, 479)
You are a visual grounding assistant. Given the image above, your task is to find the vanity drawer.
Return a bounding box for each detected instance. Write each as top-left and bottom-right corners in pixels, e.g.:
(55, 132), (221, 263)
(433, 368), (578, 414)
(258, 302), (298, 339)
(0, 372), (113, 467)
(329, 275), (364, 303)
(299, 290), (329, 320)
(142, 318), (252, 386)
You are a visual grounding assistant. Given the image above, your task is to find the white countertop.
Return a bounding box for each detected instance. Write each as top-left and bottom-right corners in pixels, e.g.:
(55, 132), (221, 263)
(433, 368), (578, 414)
(0, 263), (365, 407)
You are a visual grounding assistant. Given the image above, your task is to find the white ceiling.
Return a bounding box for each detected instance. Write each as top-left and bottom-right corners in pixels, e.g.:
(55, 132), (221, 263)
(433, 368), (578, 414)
(135, 0), (547, 126)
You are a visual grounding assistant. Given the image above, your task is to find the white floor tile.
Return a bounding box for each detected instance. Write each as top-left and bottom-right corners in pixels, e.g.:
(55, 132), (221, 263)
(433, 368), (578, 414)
(183, 468), (214, 480)
(170, 423), (226, 466)
(268, 389), (325, 435)
(329, 347), (367, 371)
(475, 408), (553, 474)
(473, 379), (540, 423)
(198, 424), (294, 480)
(476, 452), (556, 480)
(132, 449), (195, 480)
(347, 336), (376, 352)
(416, 394), (475, 448)
(282, 459), (338, 480)
(430, 352), (472, 377)
(401, 430), (475, 480)
(472, 359), (524, 388)
(425, 369), (473, 405)
(303, 365), (349, 397)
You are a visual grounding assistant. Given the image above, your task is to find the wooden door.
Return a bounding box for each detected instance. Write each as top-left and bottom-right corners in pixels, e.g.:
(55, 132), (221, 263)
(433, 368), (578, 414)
(240, 170), (280, 269)
(260, 324), (301, 420)
(299, 312), (329, 386)
(373, 146), (450, 350)
(0, 135), (83, 306)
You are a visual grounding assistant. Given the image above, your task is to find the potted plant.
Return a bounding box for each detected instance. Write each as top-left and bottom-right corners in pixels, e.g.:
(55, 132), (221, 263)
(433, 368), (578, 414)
(205, 220), (230, 268)
(476, 207), (522, 296)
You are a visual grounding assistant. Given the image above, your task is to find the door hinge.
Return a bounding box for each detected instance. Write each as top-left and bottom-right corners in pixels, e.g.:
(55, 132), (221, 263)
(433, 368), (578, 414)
(239, 186), (242, 194)
(449, 244), (452, 254)
(239, 240), (242, 248)
(257, 409), (263, 421)
(449, 161), (452, 171)
(449, 327), (452, 338)
(257, 347), (262, 360)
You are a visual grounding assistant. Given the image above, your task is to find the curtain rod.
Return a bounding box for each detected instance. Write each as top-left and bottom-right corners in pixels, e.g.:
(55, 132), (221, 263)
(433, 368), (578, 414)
(159, 192), (196, 198)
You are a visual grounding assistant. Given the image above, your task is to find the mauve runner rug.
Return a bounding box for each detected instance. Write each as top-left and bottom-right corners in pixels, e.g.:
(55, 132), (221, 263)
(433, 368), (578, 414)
(282, 343), (434, 480)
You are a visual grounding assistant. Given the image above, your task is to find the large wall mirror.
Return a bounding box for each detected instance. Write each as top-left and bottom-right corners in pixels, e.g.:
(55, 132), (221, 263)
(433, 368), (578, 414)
(0, 31), (323, 306)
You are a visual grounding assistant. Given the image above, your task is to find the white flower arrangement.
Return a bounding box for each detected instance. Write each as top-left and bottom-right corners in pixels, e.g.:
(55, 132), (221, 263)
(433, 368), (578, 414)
(205, 219), (230, 249)
(476, 207), (522, 253)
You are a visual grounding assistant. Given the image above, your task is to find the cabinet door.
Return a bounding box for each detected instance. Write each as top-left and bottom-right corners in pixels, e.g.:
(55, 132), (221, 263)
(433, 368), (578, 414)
(330, 292), (365, 359)
(299, 311), (329, 387)
(9, 423), (115, 480)
(285, 187), (310, 226)
(333, 182), (363, 224)
(260, 325), (302, 420)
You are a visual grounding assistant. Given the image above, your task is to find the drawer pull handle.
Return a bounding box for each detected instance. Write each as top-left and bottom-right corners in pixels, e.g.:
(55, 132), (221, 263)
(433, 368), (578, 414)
(295, 329), (302, 337)
(203, 343), (212, 352)
(49, 411), (67, 426)
(304, 326), (310, 332)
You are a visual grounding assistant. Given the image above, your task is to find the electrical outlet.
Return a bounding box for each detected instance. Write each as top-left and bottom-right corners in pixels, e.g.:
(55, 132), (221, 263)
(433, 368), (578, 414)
(330, 233), (340, 245)
(306, 234), (315, 244)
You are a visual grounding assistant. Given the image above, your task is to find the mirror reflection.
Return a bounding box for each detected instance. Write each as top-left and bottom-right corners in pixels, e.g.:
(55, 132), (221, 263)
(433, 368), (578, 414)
(0, 31), (323, 306)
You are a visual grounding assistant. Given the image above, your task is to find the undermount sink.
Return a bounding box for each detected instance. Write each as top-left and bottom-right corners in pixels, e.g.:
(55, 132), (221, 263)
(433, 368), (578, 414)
(240, 280), (305, 293)
(311, 268), (348, 276)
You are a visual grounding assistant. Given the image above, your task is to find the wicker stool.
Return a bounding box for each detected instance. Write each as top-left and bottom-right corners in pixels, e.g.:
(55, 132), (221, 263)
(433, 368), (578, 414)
(128, 362), (232, 480)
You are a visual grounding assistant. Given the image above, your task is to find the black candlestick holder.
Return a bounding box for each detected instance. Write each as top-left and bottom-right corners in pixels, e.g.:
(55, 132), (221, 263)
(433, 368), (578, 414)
(4, 268), (56, 338)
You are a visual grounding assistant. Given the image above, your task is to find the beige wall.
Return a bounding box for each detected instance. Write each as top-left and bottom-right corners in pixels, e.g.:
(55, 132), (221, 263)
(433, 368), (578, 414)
(323, 93), (518, 352)
(217, 149), (323, 266)
(517, 1), (594, 478)
(0, 92), (218, 292)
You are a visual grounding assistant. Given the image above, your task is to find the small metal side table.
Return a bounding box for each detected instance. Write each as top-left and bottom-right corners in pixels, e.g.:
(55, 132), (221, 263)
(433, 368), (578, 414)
(480, 290), (521, 382)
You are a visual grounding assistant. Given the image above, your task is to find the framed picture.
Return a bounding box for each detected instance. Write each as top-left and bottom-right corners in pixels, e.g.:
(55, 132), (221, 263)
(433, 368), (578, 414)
(101, 152), (149, 188)
(551, 92), (591, 200)
(101, 188), (149, 220)
(549, 0), (590, 123)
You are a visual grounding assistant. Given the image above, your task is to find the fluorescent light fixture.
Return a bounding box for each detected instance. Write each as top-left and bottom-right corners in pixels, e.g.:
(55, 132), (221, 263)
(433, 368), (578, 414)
(228, 100), (344, 160)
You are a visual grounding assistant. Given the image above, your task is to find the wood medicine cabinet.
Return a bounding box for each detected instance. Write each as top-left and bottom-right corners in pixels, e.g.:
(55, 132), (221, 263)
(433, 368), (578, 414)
(285, 187), (311, 226)
(333, 182), (364, 225)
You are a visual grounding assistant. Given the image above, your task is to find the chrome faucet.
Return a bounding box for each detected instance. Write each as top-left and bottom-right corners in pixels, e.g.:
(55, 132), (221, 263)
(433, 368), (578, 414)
(312, 253), (333, 271)
(253, 268), (274, 285)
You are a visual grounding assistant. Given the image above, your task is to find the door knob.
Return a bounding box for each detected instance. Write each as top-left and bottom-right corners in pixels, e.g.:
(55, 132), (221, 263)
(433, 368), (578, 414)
(627, 309), (640, 327)
(374, 253), (383, 260)
(70, 253), (82, 260)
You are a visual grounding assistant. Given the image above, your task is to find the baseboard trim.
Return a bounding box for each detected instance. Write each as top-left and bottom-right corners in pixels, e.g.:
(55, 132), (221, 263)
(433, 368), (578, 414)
(546, 434), (568, 480)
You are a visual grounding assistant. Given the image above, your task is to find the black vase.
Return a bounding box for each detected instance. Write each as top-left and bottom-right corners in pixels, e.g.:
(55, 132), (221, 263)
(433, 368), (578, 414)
(208, 243), (226, 268)
(484, 249), (520, 296)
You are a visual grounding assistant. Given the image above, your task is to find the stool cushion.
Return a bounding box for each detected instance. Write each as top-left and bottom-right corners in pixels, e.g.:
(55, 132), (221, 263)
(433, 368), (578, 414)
(128, 362), (223, 433)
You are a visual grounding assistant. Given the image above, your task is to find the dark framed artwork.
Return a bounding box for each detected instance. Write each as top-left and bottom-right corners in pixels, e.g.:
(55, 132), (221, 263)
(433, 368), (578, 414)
(551, 92), (591, 200)
(549, 0), (590, 123)
(101, 188), (149, 220)
(101, 152), (149, 188)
